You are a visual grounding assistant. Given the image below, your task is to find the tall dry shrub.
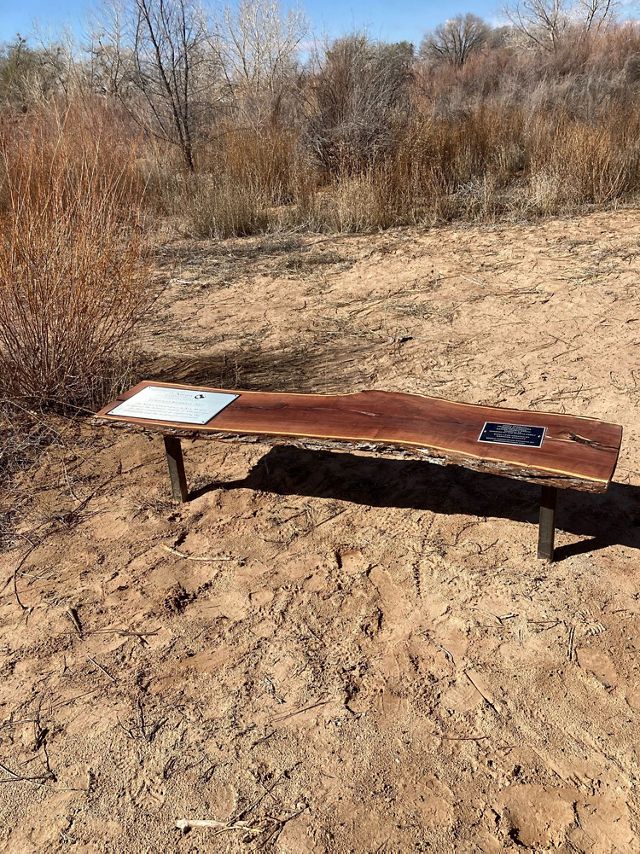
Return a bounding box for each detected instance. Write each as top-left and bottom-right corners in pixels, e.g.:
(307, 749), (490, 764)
(525, 108), (640, 212)
(306, 36), (414, 176)
(182, 100), (640, 234)
(183, 127), (317, 237)
(0, 101), (151, 409)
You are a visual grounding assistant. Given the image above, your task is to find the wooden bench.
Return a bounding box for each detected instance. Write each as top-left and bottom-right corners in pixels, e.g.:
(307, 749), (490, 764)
(95, 381), (623, 562)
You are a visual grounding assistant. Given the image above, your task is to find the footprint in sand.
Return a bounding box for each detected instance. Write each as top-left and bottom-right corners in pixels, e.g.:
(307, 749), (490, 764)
(127, 772), (165, 809)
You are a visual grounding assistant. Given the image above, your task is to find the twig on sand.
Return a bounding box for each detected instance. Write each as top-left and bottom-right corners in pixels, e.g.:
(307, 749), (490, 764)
(251, 728), (276, 747)
(464, 669), (501, 716)
(88, 627), (159, 646)
(176, 803), (307, 839)
(120, 697), (166, 743)
(176, 764), (308, 843)
(278, 509), (348, 551)
(310, 509), (347, 530)
(269, 700), (329, 724)
(436, 733), (489, 741)
(9, 542), (38, 612)
(234, 762), (302, 823)
(175, 807), (306, 837)
(567, 624), (576, 661)
(67, 607), (83, 637)
(87, 656), (117, 683)
(0, 760), (52, 785)
(50, 689), (101, 711)
(61, 459), (80, 502)
(161, 545), (240, 563)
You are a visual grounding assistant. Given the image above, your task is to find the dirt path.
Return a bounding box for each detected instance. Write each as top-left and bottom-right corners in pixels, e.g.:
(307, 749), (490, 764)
(1, 209), (640, 852)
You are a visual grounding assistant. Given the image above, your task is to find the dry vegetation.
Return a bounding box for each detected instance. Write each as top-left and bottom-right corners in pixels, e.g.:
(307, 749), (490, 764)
(0, 103), (151, 408)
(164, 26), (640, 235)
(3, 2), (640, 245)
(0, 101), (152, 534)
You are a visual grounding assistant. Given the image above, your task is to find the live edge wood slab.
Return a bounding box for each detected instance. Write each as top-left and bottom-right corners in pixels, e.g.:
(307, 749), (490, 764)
(95, 381), (623, 562)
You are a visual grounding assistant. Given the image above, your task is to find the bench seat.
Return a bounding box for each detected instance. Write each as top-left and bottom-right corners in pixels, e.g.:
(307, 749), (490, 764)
(95, 381), (623, 561)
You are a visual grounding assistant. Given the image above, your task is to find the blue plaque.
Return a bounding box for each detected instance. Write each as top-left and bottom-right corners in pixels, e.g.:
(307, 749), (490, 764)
(478, 422), (545, 448)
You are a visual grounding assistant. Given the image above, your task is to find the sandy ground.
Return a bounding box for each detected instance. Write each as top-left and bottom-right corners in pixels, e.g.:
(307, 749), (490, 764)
(1, 209), (640, 853)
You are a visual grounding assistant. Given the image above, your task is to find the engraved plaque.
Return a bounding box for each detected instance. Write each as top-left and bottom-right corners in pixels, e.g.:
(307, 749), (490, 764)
(478, 422), (545, 448)
(108, 386), (238, 425)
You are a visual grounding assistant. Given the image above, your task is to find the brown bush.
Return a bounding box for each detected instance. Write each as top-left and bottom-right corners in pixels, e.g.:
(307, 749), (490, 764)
(0, 101), (151, 409)
(159, 21), (640, 237)
(300, 101), (640, 231)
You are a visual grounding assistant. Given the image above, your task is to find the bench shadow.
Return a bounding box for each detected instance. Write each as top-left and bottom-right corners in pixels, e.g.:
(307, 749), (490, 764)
(143, 340), (377, 396)
(191, 445), (640, 560)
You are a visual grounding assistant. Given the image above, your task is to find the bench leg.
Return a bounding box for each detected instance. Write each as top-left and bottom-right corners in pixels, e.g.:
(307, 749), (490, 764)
(163, 436), (188, 502)
(537, 485), (557, 562)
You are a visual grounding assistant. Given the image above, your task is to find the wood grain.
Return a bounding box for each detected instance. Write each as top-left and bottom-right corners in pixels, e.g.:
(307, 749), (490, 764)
(95, 381), (623, 493)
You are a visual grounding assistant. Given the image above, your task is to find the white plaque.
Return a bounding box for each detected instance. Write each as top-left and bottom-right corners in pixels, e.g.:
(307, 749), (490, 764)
(108, 386), (239, 425)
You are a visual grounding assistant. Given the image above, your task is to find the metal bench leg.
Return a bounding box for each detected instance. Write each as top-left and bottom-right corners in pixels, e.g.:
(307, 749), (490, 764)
(537, 485), (557, 562)
(163, 435), (188, 502)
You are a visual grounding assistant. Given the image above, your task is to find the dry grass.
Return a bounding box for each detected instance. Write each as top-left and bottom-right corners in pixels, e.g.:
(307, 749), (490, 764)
(178, 128), (315, 238)
(0, 101), (152, 546)
(169, 104), (640, 237)
(146, 26), (640, 236)
(181, 173), (272, 238)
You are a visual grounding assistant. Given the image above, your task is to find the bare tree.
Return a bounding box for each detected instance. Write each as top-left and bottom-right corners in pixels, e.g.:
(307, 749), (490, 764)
(506, 0), (569, 49)
(89, 1), (132, 96)
(506, 0), (616, 49)
(134, 0), (212, 170)
(212, 0), (307, 127)
(420, 14), (490, 67)
(0, 36), (70, 106)
(577, 0), (616, 33)
(94, 0), (216, 170)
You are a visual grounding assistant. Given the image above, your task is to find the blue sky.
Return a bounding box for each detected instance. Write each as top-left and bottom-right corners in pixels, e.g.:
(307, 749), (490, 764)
(0, 0), (501, 45)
